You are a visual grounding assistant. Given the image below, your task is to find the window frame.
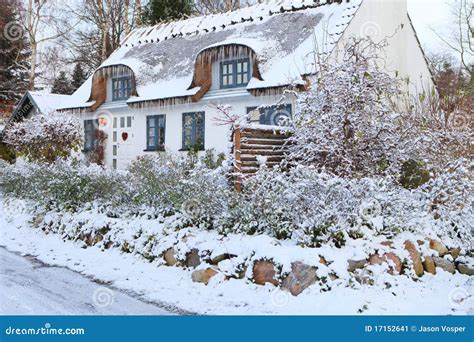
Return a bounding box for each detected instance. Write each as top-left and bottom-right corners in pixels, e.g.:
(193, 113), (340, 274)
(181, 112), (205, 151)
(145, 114), (166, 151)
(83, 119), (97, 152)
(112, 76), (132, 101)
(219, 58), (251, 89)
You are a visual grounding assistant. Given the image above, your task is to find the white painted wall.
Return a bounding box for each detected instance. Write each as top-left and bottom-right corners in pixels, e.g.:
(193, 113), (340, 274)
(81, 90), (293, 169)
(332, 0), (434, 95)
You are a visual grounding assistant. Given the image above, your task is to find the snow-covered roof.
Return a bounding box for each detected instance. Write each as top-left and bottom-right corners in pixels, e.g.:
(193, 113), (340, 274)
(3, 91), (70, 133)
(61, 0), (362, 110)
(27, 91), (71, 114)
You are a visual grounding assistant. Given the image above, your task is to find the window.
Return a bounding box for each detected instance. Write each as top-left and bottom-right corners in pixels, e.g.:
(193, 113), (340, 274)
(112, 77), (132, 101)
(113, 131), (117, 142)
(113, 145), (117, 156)
(247, 104), (292, 126)
(120, 117), (125, 128)
(182, 112), (205, 150)
(146, 115), (166, 151)
(220, 59), (250, 89)
(84, 119), (97, 151)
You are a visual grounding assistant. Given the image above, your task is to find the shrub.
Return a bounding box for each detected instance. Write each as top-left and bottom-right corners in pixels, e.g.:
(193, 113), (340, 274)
(0, 142), (15, 163)
(3, 111), (82, 163)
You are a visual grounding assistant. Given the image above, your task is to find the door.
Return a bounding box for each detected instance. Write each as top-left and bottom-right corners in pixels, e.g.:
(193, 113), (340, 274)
(113, 115), (134, 169)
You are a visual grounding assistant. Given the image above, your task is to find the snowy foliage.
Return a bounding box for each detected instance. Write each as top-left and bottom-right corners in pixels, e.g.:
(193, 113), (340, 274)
(3, 111), (82, 163)
(287, 38), (471, 179)
(1, 156), (471, 248)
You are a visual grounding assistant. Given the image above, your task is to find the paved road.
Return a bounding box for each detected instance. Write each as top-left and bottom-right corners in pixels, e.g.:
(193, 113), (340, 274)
(0, 247), (176, 315)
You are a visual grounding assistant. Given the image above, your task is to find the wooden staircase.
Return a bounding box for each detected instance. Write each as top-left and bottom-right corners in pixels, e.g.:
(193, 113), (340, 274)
(233, 125), (292, 191)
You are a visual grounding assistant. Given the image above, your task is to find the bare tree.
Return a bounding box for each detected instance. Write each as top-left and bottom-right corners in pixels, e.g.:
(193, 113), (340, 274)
(432, 0), (473, 76)
(17, 0), (77, 89)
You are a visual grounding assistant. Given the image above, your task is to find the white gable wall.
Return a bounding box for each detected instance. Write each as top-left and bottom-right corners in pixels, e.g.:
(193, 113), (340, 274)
(85, 92), (292, 169)
(333, 0), (434, 95)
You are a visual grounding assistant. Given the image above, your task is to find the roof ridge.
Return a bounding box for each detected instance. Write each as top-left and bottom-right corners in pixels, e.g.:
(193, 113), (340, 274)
(121, 0), (351, 47)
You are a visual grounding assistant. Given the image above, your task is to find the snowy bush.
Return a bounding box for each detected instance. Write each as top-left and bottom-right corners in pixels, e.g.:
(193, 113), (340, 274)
(219, 163), (472, 247)
(0, 159), (128, 210)
(128, 154), (229, 227)
(287, 38), (471, 180)
(3, 111), (82, 163)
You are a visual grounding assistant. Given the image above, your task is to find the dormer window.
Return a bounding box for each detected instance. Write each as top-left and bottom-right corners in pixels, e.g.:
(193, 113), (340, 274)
(112, 76), (132, 101)
(220, 58), (250, 89)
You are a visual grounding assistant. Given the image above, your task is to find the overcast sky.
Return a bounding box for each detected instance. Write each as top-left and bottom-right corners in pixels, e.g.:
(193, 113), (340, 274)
(407, 0), (458, 58)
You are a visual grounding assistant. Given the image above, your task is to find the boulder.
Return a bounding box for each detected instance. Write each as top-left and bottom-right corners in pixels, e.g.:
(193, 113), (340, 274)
(191, 267), (219, 285)
(281, 262), (318, 296)
(433, 257), (455, 274)
(93, 234), (104, 245)
(369, 252), (401, 275)
(253, 260), (279, 286)
(380, 241), (393, 248)
(429, 239), (448, 257)
(457, 264), (474, 276)
(450, 248), (461, 260)
(211, 253), (236, 265)
(422, 256), (436, 275)
(404, 240), (424, 277)
(164, 248), (177, 266)
(347, 259), (367, 272)
(319, 256), (328, 266)
(185, 249), (201, 268)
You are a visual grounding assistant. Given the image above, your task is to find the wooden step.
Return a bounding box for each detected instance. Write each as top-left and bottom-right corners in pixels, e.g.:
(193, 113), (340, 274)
(240, 150), (286, 156)
(240, 138), (286, 146)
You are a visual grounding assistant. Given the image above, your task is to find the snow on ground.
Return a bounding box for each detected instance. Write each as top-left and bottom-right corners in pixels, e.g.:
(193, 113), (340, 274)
(0, 204), (472, 315)
(0, 247), (176, 315)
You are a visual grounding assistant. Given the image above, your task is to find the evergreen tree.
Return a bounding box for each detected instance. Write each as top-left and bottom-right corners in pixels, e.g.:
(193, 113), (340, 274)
(0, 0), (31, 118)
(51, 71), (73, 95)
(71, 62), (86, 92)
(143, 0), (194, 25)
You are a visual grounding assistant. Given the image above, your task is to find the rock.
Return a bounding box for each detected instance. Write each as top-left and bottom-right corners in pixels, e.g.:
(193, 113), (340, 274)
(369, 252), (401, 275)
(457, 263), (474, 276)
(416, 240), (424, 246)
(104, 241), (113, 249)
(381, 241), (393, 247)
(191, 267), (218, 285)
(404, 240), (424, 277)
(450, 248), (461, 260)
(281, 262), (318, 296)
(422, 256), (436, 275)
(164, 248), (177, 266)
(93, 234), (104, 245)
(347, 259), (367, 272)
(185, 249), (201, 268)
(211, 253), (236, 265)
(319, 256), (328, 266)
(429, 239), (448, 257)
(253, 260), (278, 286)
(433, 257), (455, 274)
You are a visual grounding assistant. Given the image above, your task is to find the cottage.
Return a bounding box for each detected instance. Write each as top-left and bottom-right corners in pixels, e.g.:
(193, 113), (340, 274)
(14, 0), (435, 170)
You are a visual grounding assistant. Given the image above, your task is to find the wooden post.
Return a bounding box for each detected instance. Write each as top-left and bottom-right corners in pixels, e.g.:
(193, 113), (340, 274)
(234, 126), (242, 192)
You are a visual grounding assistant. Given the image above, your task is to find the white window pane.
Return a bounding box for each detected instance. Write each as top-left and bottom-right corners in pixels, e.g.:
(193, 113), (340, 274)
(237, 63), (242, 73)
(237, 74), (242, 84)
(243, 62), (248, 72)
(127, 117), (132, 127)
(120, 117), (125, 127)
(242, 73), (248, 83)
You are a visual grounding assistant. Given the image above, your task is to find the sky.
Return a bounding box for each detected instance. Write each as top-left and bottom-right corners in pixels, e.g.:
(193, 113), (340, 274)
(407, 0), (460, 58)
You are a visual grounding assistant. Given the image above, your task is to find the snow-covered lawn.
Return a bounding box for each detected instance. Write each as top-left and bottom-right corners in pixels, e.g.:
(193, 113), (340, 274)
(0, 201), (472, 315)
